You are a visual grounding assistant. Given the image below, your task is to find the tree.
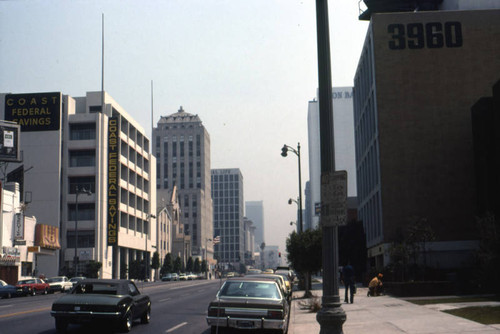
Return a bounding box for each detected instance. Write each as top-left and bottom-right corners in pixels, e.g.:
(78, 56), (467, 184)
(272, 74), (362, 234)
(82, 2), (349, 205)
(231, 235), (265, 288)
(151, 252), (160, 281)
(129, 260), (145, 280)
(201, 260), (207, 273)
(86, 261), (102, 278)
(286, 228), (322, 297)
(161, 253), (174, 276)
(186, 257), (194, 272)
(173, 256), (182, 273)
(194, 258), (201, 273)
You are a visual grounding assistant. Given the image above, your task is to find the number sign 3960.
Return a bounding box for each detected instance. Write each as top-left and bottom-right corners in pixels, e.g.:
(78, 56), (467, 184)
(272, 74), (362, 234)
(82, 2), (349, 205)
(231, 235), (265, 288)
(388, 22), (463, 50)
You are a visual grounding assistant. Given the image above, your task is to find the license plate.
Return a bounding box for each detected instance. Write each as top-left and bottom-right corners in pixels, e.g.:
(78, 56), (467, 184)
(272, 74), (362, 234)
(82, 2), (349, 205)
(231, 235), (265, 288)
(237, 321), (254, 328)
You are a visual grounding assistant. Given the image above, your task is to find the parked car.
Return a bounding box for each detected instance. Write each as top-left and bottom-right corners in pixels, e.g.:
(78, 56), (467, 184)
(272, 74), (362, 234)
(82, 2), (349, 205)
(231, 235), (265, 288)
(0, 279), (28, 298)
(46, 276), (73, 292)
(248, 274), (291, 302)
(16, 278), (50, 296)
(51, 279), (151, 333)
(69, 276), (86, 287)
(161, 273), (178, 281)
(178, 273), (188, 280)
(206, 277), (290, 334)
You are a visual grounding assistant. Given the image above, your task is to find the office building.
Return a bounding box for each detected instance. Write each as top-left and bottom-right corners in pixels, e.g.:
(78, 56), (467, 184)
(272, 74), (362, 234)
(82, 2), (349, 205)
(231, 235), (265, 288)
(153, 107), (213, 263)
(1, 91), (156, 279)
(307, 87), (357, 230)
(245, 201), (265, 251)
(211, 168), (244, 269)
(353, 7), (500, 270)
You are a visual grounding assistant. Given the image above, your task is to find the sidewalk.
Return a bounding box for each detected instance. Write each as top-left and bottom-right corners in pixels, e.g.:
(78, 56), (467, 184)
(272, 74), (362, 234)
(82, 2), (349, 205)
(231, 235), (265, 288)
(289, 286), (500, 333)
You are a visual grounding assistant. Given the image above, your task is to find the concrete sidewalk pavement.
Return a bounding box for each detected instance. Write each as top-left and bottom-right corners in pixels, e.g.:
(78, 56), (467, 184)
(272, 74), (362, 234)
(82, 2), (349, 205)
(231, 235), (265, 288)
(289, 286), (500, 333)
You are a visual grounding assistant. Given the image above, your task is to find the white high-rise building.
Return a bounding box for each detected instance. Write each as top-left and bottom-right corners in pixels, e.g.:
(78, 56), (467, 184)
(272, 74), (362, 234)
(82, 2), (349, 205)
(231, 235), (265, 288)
(307, 87), (357, 229)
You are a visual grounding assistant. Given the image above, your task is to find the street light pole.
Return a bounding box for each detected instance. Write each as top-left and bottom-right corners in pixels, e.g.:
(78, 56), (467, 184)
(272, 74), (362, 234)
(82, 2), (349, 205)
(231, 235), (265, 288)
(315, 0), (346, 333)
(205, 238), (212, 279)
(281, 143), (303, 233)
(145, 213), (156, 281)
(74, 187), (92, 276)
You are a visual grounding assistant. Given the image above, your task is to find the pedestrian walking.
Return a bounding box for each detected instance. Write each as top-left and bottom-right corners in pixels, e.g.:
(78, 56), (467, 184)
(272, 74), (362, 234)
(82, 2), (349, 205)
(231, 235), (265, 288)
(342, 263), (356, 303)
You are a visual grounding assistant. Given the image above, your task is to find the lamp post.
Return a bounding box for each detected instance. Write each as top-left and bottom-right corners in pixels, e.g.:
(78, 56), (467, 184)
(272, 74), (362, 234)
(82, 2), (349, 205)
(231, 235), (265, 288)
(281, 143), (303, 233)
(74, 187), (92, 276)
(205, 238), (212, 279)
(145, 213), (156, 281)
(288, 197), (300, 232)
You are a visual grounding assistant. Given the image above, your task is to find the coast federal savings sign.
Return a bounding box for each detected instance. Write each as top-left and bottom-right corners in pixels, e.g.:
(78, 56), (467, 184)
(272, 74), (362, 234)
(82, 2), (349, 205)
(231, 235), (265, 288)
(4, 92), (61, 132)
(107, 115), (120, 246)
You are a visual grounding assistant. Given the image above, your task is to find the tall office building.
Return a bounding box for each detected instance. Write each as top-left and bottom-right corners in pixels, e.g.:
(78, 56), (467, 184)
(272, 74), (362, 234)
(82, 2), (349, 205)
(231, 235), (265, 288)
(307, 87), (357, 230)
(354, 5), (500, 269)
(153, 107), (213, 262)
(211, 169), (244, 268)
(1, 91), (156, 279)
(245, 201), (265, 250)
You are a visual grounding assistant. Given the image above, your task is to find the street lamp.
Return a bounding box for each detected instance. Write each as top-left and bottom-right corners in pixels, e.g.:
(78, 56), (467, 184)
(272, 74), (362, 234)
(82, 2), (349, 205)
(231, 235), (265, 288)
(281, 143), (303, 233)
(145, 213), (156, 281)
(74, 187), (92, 276)
(205, 238), (212, 279)
(288, 198), (300, 231)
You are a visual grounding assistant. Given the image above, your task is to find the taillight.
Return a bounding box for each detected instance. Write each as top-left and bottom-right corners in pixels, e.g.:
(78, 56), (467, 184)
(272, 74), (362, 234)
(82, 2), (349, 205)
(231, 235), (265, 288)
(208, 307), (225, 317)
(267, 310), (283, 319)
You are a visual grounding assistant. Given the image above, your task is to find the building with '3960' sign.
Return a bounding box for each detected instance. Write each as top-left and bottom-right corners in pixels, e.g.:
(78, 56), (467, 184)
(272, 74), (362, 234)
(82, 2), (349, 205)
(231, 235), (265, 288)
(354, 6), (500, 272)
(0, 91), (157, 279)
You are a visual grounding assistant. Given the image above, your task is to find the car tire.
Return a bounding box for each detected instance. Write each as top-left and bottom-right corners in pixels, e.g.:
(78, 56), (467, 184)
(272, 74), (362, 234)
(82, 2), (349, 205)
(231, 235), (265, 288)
(55, 318), (68, 333)
(43, 288), (48, 295)
(4, 292), (11, 299)
(140, 306), (151, 324)
(120, 312), (133, 332)
(30, 289), (36, 296)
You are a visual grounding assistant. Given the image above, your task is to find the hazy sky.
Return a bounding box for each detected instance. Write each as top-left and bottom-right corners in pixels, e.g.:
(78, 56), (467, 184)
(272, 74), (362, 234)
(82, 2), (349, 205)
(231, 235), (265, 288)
(0, 1), (369, 255)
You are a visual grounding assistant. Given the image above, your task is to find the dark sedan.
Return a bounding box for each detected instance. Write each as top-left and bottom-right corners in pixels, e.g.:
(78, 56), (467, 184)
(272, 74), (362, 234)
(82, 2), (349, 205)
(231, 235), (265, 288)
(51, 279), (151, 333)
(0, 279), (28, 298)
(206, 277), (289, 334)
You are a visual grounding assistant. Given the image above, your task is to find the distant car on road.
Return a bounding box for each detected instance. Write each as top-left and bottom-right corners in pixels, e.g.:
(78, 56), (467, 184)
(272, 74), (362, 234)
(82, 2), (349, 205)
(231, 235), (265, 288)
(51, 279), (151, 333)
(207, 277), (290, 334)
(161, 273), (179, 281)
(46, 276), (73, 292)
(0, 279), (28, 298)
(179, 273), (188, 280)
(16, 278), (50, 296)
(69, 276), (86, 287)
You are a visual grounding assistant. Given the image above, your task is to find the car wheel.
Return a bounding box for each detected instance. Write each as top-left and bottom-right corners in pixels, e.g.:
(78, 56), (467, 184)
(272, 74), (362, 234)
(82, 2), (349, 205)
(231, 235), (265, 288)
(30, 289), (36, 296)
(55, 318), (68, 333)
(43, 288), (48, 295)
(3, 292), (11, 299)
(120, 312), (133, 332)
(140, 306), (151, 324)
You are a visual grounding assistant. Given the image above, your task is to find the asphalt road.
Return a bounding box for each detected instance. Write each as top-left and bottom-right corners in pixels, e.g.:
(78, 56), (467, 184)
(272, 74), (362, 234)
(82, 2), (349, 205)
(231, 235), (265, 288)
(0, 279), (223, 334)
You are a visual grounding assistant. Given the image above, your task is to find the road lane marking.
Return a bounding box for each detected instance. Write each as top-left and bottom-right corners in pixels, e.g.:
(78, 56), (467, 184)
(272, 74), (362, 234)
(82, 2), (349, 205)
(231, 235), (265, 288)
(0, 304), (13, 308)
(166, 322), (188, 332)
(0, 307), (51, 319)
(159, 297), (171, 302)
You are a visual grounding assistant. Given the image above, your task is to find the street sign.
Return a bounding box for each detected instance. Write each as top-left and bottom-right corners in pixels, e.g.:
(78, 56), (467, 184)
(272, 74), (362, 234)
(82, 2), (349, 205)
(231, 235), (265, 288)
(320, 170), (347, 227)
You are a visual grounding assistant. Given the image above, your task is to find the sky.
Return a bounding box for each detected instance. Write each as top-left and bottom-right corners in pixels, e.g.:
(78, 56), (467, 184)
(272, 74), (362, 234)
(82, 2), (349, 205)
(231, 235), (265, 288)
(0, 0), (369, 256)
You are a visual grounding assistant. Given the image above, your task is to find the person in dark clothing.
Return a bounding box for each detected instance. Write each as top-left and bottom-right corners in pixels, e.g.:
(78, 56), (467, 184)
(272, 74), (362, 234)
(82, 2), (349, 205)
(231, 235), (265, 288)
(342, 264), (356, 303)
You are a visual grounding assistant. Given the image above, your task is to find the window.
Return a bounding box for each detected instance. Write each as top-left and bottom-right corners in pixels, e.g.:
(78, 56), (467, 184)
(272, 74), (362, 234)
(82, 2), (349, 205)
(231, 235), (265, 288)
(68, 203), (95, 221)
(69, 150), (95, 167)
(67, 230), (95, 248)
(68, 176), (95, 194)
(70, 123), (96, 140)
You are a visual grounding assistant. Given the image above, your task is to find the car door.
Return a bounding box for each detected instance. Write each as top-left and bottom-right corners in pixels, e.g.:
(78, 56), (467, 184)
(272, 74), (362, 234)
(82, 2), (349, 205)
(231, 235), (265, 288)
(128, 282), (147, 318)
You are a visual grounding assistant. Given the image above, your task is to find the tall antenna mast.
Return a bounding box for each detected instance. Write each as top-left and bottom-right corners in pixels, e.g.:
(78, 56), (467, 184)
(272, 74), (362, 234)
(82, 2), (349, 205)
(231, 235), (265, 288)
(101, 13), (105, 112)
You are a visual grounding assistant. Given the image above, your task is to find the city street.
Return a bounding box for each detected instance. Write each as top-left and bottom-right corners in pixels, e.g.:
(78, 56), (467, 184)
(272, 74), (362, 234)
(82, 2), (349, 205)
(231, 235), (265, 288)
(0, 279), (222, 334)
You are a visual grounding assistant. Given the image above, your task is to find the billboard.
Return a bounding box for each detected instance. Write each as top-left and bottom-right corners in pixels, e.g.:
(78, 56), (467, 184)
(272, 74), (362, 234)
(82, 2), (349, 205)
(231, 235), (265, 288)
(0, 120), (20, 162)
(4, 92), (61, 132)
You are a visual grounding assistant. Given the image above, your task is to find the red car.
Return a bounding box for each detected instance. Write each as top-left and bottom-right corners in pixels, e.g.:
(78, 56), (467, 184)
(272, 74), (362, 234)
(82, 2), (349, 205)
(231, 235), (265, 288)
(17, 278), (50, 296)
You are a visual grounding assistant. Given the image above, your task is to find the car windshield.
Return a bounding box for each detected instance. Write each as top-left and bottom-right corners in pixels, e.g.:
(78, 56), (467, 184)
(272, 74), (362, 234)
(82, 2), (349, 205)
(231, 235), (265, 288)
(47, 278), (62, 283)
(18, 280), (35, 285)
(219, 281), (280, 299)
(73, 283), (119, 295)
